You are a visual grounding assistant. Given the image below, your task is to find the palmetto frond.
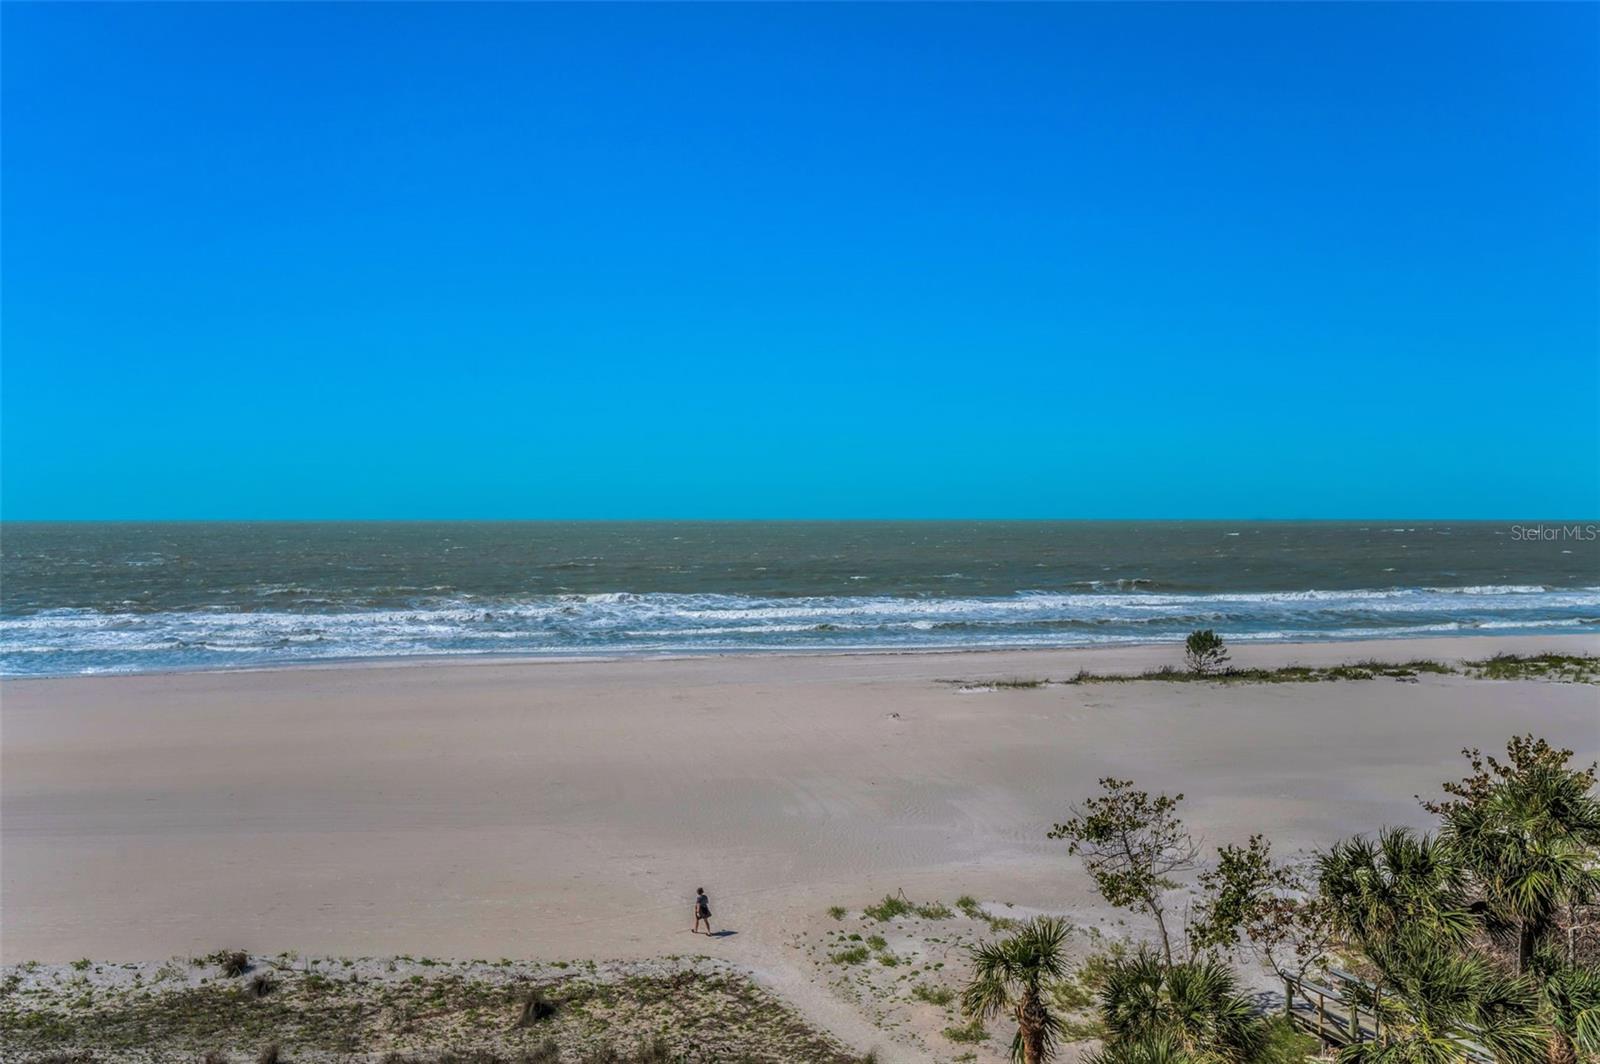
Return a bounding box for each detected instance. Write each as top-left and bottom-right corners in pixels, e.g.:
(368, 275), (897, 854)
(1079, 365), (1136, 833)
(1097, 950), (1263, 1062)
(963, 939), (1018, 1021)
(1345, 934), (1545, 1064)
(961, 916), (1071, 1064)
(1319, 828), (1475, 971)
(1442, 765), (1600, 956)
(1545, 964), (1600, 1057)
(1082, 1032), (1190, 1064)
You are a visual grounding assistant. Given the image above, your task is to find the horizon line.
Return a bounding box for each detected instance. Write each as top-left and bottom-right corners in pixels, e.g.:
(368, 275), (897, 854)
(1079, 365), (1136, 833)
(4, 517), (1597, 525)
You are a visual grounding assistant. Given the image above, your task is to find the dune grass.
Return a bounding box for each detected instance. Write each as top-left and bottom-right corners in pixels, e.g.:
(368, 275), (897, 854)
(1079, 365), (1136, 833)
(0, 958), (868, 1064)
(1464, 652), (1600, 683)
(940, 1018), (987, 1045)
(861, 895), (912, 922)
(948, 655), (1600, 689)
(1064, 659), (1460, 684)
(859, 892), (955, 923)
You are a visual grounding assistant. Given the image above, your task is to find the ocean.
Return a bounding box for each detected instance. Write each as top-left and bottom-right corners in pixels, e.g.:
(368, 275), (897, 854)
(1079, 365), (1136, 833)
(1, 521), (1596, 676)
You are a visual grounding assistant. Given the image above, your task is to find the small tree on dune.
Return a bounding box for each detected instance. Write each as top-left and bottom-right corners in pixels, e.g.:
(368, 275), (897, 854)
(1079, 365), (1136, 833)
(1190, 834), (1338, 1013)
(1190, 835), (1280, 956)
(1050, 778), (1197, 967)
(1418, 735), (1596, 820)
(1184, 629), (1230, 676)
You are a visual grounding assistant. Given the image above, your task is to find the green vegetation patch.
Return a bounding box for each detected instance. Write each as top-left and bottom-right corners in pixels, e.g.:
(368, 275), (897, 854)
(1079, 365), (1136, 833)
(1464, 653), (1600, 683)
(955, 654), (1600, 689)
(861, 895), (912, 922)
(1065, 659), (1460, 685)
(1257, 1017), (1321, 1064)
(860, 892), (958, 924)
(949, 895), (1016, 932)
(940, 1018), (987, 1045)
(0, 960), (865, 1064)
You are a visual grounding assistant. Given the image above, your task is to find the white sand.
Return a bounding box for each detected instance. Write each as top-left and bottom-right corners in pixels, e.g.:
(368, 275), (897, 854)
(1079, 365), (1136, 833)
(3, 635), (1597, 1057)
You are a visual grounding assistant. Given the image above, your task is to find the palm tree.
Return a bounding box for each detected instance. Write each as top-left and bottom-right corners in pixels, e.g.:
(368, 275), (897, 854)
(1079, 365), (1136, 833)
(1337, 932), (1545, 1064)
(1318, 828), (1478, 1045)
(961, 916), (1072, 1064)
(1318, 828), (1475, 962)
(1095, 950), (1264, 1062)
(1541, 963), (1600, 1064)
(1440, 760), (1600, 973)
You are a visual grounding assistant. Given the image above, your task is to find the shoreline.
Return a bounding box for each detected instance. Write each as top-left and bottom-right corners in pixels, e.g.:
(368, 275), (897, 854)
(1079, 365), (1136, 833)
(5, 628), (1597, 683)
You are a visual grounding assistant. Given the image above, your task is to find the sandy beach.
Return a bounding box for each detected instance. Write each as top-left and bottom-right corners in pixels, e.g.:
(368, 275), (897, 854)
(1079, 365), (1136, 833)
(6, 2), (1597, 1057)
(4, 634), (1598, 1057)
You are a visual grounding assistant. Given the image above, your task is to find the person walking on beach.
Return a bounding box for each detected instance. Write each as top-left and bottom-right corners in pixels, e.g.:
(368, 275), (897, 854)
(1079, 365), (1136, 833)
(692, 887), (713, 935)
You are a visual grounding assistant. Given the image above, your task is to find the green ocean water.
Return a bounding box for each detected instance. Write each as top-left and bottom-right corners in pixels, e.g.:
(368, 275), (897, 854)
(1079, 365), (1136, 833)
(2, 521), (1596, 675)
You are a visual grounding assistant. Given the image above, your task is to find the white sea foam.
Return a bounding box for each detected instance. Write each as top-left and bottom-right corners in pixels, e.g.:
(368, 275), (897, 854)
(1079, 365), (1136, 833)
(3, 585), (1597, 676)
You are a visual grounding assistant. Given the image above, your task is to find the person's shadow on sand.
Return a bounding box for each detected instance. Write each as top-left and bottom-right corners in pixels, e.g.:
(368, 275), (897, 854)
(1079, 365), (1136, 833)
(706, 929), (737, 938)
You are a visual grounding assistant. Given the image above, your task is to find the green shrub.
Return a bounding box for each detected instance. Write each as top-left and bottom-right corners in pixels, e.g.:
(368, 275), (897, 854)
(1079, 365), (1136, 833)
(942, 1019), (987, 1044)
(863, 895), (913, 922)
(1256, 1016), (1319, 1063)
(1184, 629), (1230, 676)
(1466, 653), (1600, 683)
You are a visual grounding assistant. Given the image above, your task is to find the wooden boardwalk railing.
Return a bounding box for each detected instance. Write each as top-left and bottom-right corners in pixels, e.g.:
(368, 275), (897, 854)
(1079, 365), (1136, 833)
(1282, 969), (1494, 1061)
(1282, 968), (1375, 1049)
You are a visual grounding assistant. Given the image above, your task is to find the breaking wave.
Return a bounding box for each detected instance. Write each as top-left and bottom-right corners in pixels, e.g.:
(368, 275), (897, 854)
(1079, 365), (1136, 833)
(4, 584), (1598, 676)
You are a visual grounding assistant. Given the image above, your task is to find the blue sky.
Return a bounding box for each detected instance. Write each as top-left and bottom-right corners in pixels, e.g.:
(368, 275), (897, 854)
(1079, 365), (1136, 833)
(3, 3), (1596, 519)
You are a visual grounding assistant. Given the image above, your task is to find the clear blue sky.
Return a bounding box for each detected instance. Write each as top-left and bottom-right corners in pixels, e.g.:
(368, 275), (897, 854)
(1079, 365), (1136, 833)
(3, 2), (1596, 519)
